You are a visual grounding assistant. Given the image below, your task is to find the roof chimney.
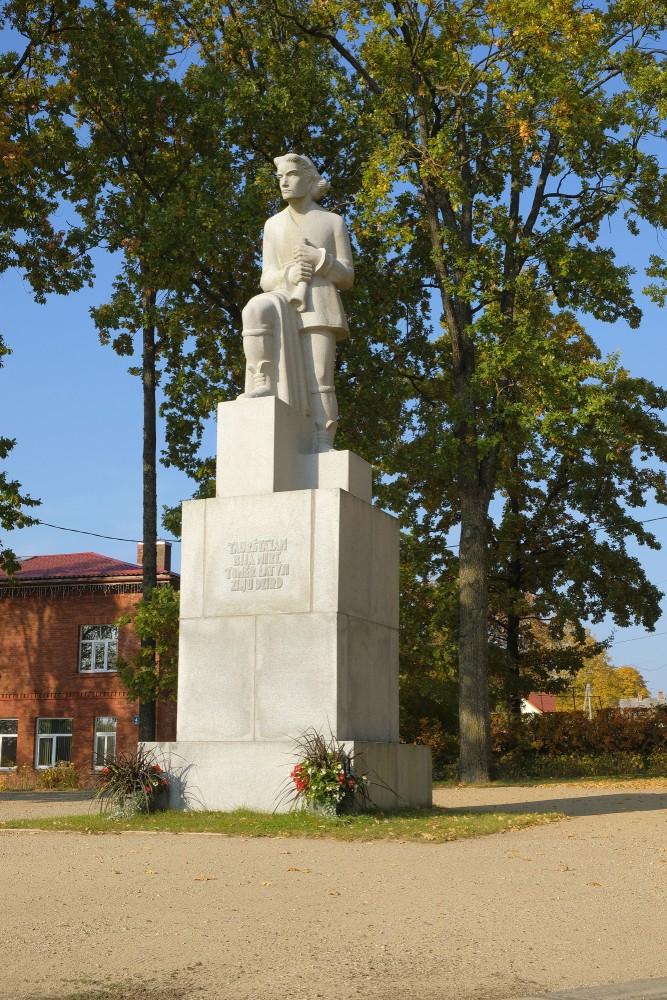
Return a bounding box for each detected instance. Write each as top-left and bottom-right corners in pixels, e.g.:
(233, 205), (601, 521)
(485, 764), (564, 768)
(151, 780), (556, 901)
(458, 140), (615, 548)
(137, 541), (172, 573)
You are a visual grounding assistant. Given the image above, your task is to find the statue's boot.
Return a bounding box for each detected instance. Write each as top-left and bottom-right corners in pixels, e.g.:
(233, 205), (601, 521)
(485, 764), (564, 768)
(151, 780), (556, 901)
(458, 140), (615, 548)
(315, 421), (337, 452)
(313, 386), (337, 451)
(241, 319), (274, 398)
(246, 360), (273, 398)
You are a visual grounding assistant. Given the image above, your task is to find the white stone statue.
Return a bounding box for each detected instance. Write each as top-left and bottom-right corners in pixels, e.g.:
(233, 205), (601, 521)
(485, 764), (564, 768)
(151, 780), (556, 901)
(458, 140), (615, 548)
(241, 153), (354, 451)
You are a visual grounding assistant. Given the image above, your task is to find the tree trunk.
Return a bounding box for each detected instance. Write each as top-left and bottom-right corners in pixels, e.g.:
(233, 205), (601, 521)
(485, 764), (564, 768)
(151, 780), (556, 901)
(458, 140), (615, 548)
(457, 484), (491, 782)
(417, 177), (494, 783)
(506, 483), (523, 717)
(506, 610), (523, 716)
(139, 285), (158, 743)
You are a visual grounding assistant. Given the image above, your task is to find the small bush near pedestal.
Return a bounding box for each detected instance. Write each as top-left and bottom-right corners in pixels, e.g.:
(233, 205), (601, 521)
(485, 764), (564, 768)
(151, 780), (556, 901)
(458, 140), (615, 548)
(283, 730), (369, 818)
(96, 747), (169, 817)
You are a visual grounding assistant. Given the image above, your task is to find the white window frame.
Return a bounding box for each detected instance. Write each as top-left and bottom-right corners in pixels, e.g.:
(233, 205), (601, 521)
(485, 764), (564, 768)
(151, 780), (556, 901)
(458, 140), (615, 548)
(0, 719), (18, 770)
(79, 625), (118, 673)
(35, 718), (73, 769)
(93, 716), (117, 770)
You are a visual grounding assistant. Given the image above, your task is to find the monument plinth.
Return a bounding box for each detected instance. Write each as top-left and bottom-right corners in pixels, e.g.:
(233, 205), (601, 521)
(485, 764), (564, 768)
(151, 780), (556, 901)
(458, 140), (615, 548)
(147, 397), (431, 811)
(146, 151), (431, 810)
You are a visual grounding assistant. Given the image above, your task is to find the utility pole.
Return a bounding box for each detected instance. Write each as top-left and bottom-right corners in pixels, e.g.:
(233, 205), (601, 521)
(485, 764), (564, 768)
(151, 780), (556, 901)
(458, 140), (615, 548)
(583, 683), (593, 720)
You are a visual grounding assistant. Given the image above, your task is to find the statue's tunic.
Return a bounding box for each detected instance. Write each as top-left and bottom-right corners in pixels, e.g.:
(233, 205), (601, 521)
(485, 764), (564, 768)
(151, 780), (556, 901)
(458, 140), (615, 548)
(260, 204), (354, 340)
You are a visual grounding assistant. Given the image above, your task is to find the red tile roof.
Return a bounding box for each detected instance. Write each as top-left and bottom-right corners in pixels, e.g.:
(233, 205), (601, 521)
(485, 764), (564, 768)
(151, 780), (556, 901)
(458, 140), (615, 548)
(0, 552), (143, 582)
(526, 692), (557, 713)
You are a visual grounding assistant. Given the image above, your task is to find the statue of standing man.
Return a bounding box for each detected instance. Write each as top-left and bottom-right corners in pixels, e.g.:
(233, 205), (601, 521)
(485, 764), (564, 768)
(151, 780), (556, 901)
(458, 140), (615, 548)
(240, 154), (354, 452)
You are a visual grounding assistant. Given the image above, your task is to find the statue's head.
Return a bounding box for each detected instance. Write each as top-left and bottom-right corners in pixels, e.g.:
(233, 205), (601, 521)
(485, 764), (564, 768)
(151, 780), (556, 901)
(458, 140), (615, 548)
(274, 153), (330, 202)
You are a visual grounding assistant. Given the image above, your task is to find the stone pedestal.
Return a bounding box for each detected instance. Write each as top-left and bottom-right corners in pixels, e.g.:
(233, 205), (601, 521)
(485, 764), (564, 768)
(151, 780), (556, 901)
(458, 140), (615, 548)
(146, 396), (431, 811)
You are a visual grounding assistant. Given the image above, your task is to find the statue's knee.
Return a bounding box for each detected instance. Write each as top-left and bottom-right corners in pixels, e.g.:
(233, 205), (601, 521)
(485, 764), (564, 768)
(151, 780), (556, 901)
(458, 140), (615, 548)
(242, 294), (276, 333)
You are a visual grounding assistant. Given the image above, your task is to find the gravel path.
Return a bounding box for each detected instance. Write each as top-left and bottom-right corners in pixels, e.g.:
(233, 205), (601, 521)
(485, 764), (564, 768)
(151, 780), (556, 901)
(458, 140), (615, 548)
(1, 781), (666, 1000)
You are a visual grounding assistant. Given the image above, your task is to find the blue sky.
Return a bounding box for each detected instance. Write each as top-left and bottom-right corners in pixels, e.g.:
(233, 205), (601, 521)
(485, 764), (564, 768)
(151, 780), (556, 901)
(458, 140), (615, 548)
(0, 249), (207, 574)
(578, 221), (667, 696)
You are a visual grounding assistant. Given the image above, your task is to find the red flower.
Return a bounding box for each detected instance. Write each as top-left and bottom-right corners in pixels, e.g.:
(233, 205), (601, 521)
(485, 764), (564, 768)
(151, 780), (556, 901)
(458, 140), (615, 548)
(144, 785), (151, 793)
(154, 764), (162, 772)
(102, 767), (109, 774)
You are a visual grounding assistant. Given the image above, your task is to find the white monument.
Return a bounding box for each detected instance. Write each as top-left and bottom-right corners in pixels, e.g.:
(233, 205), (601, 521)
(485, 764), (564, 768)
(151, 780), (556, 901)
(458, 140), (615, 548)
(146, 155), (431, 811)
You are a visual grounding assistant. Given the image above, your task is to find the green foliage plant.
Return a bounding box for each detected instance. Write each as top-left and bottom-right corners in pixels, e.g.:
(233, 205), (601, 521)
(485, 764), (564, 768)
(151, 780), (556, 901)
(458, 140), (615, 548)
(116, 585), (179, 705)
(0, 429), (39, 576)
(260, 0), (667, 782)
(284, 730), (369, 818)
(0, 764), (39, 791)
(554, 651), (650, 710)
(96, 747), (169, 818)
(492, 706), (667, 778)
(39, 761), (79, 790)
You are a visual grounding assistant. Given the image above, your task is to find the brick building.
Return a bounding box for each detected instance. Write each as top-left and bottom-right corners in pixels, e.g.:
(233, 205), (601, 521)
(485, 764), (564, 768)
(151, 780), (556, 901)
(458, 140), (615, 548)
(0, 544), (177, 775)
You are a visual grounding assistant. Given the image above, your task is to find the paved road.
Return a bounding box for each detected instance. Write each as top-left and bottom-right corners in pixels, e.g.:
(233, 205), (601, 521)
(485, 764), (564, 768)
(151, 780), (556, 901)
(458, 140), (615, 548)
(515, 981), (667, 999)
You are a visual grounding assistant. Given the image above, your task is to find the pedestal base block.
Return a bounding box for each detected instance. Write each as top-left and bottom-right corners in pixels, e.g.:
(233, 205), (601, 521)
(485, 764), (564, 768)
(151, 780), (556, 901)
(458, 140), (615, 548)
(151, 396), (432, 815)
(144, 740), (432, 813)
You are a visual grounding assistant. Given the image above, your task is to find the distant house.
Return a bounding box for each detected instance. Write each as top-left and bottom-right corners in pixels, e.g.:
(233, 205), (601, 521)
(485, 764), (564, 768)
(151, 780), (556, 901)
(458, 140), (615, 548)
(520, 692), (557, 715)
(0, 544), (177, 774)
(619, 693), (667, 710)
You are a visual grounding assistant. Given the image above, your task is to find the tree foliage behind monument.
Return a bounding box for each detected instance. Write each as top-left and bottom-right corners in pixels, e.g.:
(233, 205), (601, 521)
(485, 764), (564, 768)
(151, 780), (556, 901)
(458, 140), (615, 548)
(253, 0), (667, 779)
(5, 0), (667, 775)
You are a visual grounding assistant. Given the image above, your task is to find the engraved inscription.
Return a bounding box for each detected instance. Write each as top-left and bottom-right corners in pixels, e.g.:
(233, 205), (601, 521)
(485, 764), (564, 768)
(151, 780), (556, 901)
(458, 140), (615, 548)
(225, 538), (290, 592)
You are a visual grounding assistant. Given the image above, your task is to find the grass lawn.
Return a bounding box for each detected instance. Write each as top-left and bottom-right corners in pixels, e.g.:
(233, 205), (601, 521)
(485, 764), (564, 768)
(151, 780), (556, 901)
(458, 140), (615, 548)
(0, 805), (563, 842)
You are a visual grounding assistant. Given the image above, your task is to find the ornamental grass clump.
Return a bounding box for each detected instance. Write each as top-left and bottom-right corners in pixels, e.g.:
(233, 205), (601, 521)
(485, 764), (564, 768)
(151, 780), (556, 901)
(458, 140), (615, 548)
(96, 747), (169, 818)
(40, 761), (79, 790)
(286, 730), (369, 818)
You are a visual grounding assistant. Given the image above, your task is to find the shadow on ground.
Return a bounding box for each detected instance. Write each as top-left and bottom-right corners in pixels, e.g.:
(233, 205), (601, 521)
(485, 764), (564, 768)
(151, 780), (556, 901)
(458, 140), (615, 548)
(22, 971), (204, 1000)
(0, 791), (94, 803)
(448, 791), (667, 818)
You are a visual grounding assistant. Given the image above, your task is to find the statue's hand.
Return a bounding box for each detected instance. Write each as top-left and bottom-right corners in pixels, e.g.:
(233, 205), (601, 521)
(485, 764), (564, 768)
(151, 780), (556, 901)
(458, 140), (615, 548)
(294, 243), (321, 266)
(290, 261), (314, 284)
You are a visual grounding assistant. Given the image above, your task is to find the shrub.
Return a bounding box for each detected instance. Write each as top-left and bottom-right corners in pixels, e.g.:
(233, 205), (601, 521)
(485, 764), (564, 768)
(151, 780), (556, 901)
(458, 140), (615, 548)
(96, 747), (169, 817)
(401, 718), (460, 779)
(284, 730), (369, 817)
(1, 765), (40, 791)
(491, 707), (667, 779)
(40, 762), (80, 790)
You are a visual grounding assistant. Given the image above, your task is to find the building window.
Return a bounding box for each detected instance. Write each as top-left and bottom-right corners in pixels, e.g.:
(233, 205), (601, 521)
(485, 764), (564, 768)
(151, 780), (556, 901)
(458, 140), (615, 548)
(36, 719), (73, 768)
(94, 717), (117, 769)
(0, 719), (18, 769)
(79, 625), (118, 673)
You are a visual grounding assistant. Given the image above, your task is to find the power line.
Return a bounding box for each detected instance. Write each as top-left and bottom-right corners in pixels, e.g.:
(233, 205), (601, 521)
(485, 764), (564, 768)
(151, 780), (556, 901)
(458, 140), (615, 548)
(26, 519), (667, 654)
(610, 629), (667, 647)
(442, 513), (667, 552)
(33, 510), (667, 553)
(35, 520), (181, 545)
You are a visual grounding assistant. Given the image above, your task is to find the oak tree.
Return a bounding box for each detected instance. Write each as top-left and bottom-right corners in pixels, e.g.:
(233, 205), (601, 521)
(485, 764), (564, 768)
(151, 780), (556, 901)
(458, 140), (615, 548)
(267, 0), (667, 779)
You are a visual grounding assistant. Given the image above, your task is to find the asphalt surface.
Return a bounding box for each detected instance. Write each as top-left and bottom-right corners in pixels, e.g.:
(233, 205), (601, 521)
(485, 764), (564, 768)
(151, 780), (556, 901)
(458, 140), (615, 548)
(515, 981), (667, 999)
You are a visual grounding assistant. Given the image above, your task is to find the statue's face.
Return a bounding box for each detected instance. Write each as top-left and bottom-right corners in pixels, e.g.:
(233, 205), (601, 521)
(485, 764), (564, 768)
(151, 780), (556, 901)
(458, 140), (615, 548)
(276, 162), (310, 202)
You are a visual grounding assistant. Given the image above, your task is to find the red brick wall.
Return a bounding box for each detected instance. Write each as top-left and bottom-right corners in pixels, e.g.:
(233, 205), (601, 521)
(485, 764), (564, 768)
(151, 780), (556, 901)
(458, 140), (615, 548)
(0, 584), (175, 773)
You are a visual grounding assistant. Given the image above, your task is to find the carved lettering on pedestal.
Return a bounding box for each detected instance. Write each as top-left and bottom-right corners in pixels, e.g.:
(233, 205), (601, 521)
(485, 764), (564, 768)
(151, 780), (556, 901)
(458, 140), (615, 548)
(224, 538), (290, 592)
